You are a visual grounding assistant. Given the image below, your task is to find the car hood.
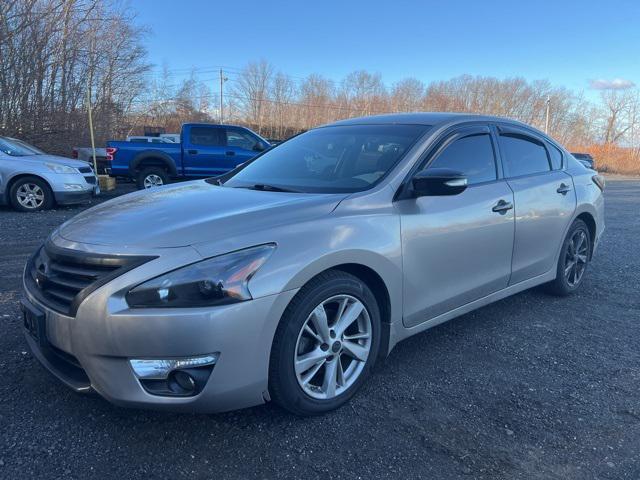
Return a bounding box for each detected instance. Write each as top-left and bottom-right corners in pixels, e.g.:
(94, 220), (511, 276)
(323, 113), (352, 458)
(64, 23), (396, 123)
(57, 181), (346, 248)
(18, 154), (90, 169)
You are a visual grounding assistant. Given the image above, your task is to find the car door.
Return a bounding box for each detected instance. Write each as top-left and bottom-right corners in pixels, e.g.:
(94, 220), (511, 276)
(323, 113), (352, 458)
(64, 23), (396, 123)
(183, 125), (228, 177)
(495, 125), (576, 284)
(224, 127), (265, 166)
(397, 125), (515, 328)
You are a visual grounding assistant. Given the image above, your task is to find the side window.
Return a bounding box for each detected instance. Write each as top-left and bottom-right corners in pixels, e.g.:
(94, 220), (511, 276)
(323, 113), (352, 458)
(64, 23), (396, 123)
(429, 133), (497, 185)
(548, 143), (563, 170)
(227, 129), (258, 150)
(189, 127), (224, 146)
(499, 133), (551, 177)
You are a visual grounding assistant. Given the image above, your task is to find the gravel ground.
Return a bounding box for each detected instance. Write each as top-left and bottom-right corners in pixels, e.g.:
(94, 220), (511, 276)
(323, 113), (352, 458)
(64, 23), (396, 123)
(0, 179), (639, 479)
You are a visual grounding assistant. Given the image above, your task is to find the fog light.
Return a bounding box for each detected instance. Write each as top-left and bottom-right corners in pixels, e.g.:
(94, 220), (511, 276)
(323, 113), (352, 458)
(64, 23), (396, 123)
(130, 354), (219, 380)
(171, 370), (196, 392)
(64, 183), (83, 191)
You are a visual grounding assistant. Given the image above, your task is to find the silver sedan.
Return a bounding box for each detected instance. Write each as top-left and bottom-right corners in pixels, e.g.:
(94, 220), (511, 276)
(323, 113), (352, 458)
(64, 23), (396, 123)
(21, 113), (604, 415)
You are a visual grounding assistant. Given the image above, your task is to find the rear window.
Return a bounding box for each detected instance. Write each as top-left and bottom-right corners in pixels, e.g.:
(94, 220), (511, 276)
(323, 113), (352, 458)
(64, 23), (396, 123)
(190, 127), (224, 146)
(499, 134), (551, 177)
(548, 144), (563, 170)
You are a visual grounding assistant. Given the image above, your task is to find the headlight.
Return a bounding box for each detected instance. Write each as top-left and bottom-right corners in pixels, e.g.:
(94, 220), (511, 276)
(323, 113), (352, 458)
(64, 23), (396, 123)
(125, 244), (275, 308)
(45, 162), (77, 174)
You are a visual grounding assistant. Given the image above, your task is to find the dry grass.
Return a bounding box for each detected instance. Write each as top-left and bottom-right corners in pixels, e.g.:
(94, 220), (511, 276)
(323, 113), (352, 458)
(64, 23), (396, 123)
(569, 144), (640, 175)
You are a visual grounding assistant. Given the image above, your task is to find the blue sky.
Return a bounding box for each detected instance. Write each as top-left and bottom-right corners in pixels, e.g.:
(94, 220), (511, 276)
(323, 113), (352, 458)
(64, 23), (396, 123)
(134, 0), (640, 100)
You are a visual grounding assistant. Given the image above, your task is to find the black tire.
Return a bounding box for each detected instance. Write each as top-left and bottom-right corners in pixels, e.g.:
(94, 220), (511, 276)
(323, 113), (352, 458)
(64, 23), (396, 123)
(9, 176), (54, 212)
(269, 270), (381, 416)
(136, 166), (169, 189)
(545, 219), (591, 296)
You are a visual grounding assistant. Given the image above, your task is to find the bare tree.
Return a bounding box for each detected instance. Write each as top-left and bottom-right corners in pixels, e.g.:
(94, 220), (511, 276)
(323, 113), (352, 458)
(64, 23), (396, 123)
(0, 0), (150, 153)
(230, 60), (274, 135)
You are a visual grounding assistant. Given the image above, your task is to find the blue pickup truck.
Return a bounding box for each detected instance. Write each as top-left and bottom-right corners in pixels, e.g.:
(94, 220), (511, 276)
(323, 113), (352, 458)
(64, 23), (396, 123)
(107, 123), (270, 188)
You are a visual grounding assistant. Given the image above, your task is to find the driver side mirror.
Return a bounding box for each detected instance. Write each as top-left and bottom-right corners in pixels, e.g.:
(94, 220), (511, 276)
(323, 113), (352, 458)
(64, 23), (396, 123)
(411, 168), (468, 197)
(253, 141), (267, 152)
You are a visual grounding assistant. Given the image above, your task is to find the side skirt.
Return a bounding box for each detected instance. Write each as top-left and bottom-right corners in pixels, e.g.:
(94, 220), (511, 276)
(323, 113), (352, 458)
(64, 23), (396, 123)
(387, 269), (556, 353)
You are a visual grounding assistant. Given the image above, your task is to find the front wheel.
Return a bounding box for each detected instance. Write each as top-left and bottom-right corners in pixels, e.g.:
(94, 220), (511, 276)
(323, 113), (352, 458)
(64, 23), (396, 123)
(269, 271), (381, 415)
(136, 167), (168, 189)
(9, 176), (54, 212)
(545, 219), (591, 296)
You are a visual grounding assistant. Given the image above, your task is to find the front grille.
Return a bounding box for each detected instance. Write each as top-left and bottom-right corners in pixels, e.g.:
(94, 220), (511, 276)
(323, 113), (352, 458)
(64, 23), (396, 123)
(78, 166), (93, 173)
(84, 175), (96, 184)
(25, 241), (155, 316)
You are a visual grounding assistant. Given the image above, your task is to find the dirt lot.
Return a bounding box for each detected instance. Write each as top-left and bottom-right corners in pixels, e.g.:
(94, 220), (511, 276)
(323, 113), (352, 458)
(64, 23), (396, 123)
(0, 179), (639, 479)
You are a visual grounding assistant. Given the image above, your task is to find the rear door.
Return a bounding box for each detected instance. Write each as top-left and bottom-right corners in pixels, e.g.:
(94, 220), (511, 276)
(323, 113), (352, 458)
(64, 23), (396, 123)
(495, 125), (576, 284)
(398, 125), (515, 327)
(183, 125), (228, 177)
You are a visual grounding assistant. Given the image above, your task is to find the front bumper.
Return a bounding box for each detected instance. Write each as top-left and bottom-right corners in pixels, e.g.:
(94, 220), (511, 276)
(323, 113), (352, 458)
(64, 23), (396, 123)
(54, 190), (94, 205)
(22, 239), (297, 413)
(49, 172), (97, 204)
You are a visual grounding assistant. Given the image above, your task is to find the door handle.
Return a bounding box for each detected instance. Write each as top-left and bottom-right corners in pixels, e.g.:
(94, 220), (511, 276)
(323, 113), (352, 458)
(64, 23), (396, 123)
(557, 183), (571, 195)
(187, 149), (198, 155)
(225, 151), (235, 156)
(492, 199), (513, 214)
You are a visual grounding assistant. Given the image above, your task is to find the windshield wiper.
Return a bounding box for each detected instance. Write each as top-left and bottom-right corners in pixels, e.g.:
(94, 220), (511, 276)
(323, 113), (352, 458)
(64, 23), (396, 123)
(238, 184), (299, 193)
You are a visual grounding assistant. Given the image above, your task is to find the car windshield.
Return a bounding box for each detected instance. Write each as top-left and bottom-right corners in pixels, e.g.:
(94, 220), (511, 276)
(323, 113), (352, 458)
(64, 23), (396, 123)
(222, 124), (430, 193)
(0, 137), (45, 156)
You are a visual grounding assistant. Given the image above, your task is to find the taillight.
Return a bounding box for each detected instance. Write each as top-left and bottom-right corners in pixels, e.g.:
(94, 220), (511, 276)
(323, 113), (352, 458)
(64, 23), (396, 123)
(71, 148), (78, 159)
(592, 174), (605, 191)
(105, 147), (117, 161)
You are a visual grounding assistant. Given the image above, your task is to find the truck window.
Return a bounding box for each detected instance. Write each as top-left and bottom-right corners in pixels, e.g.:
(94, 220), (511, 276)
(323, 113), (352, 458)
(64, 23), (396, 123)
(226, 129), (258, 150)
(190, 127), (224, 146)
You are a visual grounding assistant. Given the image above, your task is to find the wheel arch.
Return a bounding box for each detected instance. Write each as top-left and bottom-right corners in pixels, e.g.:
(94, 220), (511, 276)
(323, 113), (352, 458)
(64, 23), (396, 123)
(4, 173), (53, 204)
(130, 151), (177, 176)
(575, 211), (597, 259)
(277, 252), (399, 361)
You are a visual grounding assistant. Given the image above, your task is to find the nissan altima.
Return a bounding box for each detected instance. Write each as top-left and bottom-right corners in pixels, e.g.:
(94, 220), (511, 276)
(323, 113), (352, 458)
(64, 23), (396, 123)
(21, 113), (604, 415)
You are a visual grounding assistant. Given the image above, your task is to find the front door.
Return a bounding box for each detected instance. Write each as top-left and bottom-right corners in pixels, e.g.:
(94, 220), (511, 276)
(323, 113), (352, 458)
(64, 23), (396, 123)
(224, 127), (264, 166)
(397, 126), (515, 328)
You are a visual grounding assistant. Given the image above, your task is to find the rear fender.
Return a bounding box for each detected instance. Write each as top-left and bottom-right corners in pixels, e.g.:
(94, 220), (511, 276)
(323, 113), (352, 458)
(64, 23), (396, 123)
(130, 151), (178, 176)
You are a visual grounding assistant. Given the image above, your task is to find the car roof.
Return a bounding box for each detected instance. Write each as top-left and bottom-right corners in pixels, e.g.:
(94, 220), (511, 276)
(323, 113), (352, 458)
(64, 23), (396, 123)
(323, 112), (531, 128)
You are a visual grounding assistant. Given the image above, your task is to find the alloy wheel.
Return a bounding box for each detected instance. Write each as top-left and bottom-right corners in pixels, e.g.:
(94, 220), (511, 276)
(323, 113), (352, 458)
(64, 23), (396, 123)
(143, 174), (164, 188)
(564, 229), (589, 287)
(294, 294), (372, 400)
(16, 183), (45, 209)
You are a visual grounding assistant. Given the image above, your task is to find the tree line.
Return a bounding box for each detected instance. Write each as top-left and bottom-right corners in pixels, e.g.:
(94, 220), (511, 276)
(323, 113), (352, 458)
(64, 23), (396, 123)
(2, 1), (638, 173)
(0, 0), (149, 152)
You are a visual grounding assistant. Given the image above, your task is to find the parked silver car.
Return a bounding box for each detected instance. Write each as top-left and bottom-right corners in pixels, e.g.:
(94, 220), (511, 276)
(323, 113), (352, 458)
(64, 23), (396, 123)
(0, 137), (98, 211)
(21, 113), (604, 415)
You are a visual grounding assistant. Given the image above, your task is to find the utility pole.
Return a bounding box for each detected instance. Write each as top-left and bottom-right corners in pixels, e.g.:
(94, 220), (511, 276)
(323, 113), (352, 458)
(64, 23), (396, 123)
(219, 68), (228, 123)
(545, 96), (551, 134)
(86, 69), (98, 174)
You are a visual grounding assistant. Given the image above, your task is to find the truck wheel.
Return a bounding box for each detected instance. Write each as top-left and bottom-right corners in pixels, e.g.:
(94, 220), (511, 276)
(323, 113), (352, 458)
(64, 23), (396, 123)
(137, 167), (168, 189)
(9, 176), (54, 212)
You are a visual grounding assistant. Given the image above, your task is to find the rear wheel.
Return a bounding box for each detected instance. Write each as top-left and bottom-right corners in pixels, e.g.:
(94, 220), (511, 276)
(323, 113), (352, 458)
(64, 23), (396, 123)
(545, 219), (591, 296)
(136, 166), (168, 189)
(269, 271), (381, 415)
(9, 176), (53, 212)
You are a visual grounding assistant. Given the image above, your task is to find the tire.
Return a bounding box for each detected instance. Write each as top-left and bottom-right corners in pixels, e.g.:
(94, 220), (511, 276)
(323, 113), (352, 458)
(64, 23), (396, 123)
(9, 176), (54, 212)
(136, 166), (168, 189)
(545, 219), (591, 296)
(269, 270), (381, 416)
